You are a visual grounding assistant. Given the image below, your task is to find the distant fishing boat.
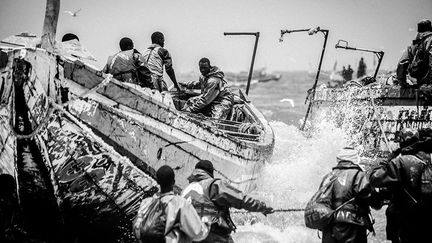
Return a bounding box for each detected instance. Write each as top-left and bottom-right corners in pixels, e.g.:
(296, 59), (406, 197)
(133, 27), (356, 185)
(226, 68), (281, 88)
(0, 0), (274, 240)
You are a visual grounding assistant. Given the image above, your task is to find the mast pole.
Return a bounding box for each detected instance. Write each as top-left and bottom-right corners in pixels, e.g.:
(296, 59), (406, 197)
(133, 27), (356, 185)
(41, 0), (60, 52)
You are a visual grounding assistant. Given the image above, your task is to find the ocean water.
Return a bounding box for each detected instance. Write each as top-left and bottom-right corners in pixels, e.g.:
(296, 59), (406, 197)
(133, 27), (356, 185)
(202, 72), (390, 243)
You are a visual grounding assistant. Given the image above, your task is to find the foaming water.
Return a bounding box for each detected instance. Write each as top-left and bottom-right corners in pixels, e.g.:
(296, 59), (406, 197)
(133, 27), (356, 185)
(232, 120), (347, 242)
(231, 114), (394, 243)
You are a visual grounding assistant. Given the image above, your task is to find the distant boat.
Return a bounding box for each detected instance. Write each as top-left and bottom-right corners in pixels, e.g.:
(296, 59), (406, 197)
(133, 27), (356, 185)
(225, 68), (281, 88)
(309, 61), (345, 88)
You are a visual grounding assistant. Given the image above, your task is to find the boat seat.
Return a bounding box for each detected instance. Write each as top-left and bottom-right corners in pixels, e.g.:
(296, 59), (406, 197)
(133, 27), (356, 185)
(214, 119), (260, 142)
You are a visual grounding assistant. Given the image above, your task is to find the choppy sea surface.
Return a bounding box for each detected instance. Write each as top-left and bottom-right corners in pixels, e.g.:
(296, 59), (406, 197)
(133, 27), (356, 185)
(180, 71), (389, 243)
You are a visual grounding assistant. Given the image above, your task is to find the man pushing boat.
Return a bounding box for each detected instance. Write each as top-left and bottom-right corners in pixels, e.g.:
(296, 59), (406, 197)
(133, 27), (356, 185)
(180, 58), (234, 120)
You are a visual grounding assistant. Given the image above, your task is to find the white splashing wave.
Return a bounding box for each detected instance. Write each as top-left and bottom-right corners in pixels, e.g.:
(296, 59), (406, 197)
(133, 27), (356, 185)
(232, 119), (359, 242)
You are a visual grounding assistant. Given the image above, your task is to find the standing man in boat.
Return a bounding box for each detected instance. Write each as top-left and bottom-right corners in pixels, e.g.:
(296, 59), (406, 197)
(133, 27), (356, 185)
(357, 57), (367, 78)
(396, 19), (432, 87)
(181, 160), (274, 243)
(134, 165), (210, 243)
(143, 31), (180, 92)
(346, 65), (354, 81)
(180, 58), (234, 119)
(103, 37), (152, 88)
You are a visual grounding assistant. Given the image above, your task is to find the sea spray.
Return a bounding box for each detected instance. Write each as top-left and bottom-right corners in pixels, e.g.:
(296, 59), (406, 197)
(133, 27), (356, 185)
(232, 102), (388, 242)
(232, 120), (348, 242)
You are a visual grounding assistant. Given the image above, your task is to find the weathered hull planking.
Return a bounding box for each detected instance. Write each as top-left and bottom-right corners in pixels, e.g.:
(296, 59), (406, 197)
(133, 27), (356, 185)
(0, 33), (274, 239)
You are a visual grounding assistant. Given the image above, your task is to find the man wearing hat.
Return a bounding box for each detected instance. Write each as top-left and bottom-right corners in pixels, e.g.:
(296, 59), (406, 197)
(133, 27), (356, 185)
(319, 147), (375, 243)
(370, 128), (432, 242)
(396, 19), (432, 86)
(181, 160), (274, 242)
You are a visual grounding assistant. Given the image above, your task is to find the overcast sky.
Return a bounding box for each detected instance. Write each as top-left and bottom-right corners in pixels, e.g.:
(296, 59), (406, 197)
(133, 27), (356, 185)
(1, 0), (431, 73)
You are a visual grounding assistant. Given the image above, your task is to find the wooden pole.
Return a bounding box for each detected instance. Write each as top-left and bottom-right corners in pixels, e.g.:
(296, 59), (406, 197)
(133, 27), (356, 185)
(41, 0), (60, 52)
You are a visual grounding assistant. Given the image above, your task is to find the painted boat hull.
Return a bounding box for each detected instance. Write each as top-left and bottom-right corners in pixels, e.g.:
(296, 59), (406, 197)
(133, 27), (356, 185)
(0, 47), (159, 240)
(61, 58), (274, 192)
(0, 37), (274, 240)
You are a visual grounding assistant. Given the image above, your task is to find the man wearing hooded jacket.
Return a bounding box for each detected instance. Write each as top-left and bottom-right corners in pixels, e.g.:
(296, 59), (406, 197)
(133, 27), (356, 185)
(181, 160), (274, 243)
(321, 147), (375, 243)
(180, 58), (234, 119)
(396, 19), (432, 87)
(369, 128), (432, 243)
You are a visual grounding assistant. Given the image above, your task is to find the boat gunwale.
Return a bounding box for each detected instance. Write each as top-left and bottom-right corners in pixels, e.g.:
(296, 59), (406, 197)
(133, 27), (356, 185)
(61, 57), (274, 158)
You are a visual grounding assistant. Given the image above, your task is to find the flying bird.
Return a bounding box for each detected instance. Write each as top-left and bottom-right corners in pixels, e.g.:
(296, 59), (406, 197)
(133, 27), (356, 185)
(280, 98), (295, 107)
(64, 8), (81, 17)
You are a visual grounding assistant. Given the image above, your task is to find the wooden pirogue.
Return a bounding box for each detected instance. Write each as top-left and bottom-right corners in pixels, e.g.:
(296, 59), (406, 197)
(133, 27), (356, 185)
(310, 83), (432, 158)
(0, 27), (274, 243)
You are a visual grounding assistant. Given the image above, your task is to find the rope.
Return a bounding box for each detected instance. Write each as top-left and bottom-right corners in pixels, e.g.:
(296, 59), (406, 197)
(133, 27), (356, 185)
(369, 98), (419, 205)
(214, 168), (257, 185)
(369, 97), (392, 153)
(11, 107), (55, 139)
(62, 74), (112, 106)
(231, 208), (305, 214)
(11, 73), (253, 187)
(10, 74), (113, 140)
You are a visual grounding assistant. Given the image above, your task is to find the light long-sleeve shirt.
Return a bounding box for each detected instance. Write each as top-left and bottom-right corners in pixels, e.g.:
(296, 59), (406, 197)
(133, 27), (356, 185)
(137, 191), (209, 243)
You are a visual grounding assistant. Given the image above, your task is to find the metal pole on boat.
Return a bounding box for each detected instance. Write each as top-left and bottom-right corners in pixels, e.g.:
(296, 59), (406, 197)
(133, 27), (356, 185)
(224, 32), (260, 95)
(335, 40), (385, 80)
(280, 27), (329, 130)
(41, 0), (60, 52)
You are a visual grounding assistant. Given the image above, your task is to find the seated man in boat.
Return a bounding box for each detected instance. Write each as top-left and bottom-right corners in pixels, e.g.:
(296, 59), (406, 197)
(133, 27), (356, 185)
(396, 19), (432, 87)
(180, 58), (234, 119)
(103, 37), (152, 88)
(142, 31), (180, 92)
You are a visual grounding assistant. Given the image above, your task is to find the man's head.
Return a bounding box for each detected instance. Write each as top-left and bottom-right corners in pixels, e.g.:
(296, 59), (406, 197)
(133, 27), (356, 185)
(62, 33), (79, 42)
(418, 19), (432, 33)
(195, 160), (214, 177)
(151, 32), (165, 47)
(156, 165), (175, 190)
(199, 58), (212, 76)
(119, 37), (134, 51)
(336, 147), (360, 165)
(396, 128), (419, 148)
